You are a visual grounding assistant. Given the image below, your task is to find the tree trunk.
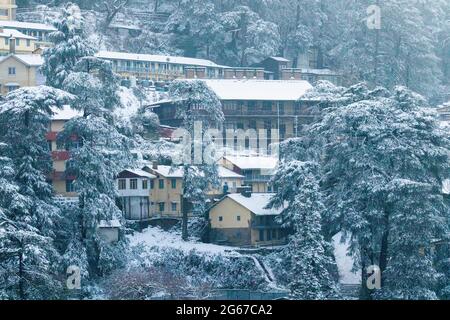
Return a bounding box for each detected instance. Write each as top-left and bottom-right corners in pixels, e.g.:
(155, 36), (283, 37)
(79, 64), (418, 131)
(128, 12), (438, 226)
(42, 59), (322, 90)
(18, 239), (25, 299)
(379, 211), (390, 286)
(181, 196), (188, 241)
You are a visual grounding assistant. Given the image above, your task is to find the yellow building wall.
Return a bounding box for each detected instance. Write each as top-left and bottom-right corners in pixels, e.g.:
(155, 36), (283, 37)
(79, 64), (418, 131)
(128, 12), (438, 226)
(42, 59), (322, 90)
(53, 160), (65, 172)
(0, 36), (36, 54)
(52, 180), (77, 197)
(149, 176), (183, 216)
(209, 198), (251, 229)
(0, 0), (16, 21)
(50, 120), (66, 132)
(0, 56), (37, 95)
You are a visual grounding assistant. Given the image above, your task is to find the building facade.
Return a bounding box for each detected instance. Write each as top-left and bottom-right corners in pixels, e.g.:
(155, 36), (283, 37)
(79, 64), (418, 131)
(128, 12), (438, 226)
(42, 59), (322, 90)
(116, 169), (156, 221)
(142, 163), (244, 218)
(209, 192), (286, 247)
(0, 20), (56, 48)
(221, 156), (278, 193)
(0, 54), (43, 95)
(47, 106), (82, 197)
(148, 79), (318, 145)
(0, 28), (37, 55)
(0, 0), (16, 21)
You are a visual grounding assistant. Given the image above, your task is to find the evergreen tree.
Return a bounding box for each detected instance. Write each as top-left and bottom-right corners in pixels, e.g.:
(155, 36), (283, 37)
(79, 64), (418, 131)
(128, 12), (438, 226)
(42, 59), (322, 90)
(268, 160), (339, 299)
(0, 87), (74, 299)
(41, 3), (95, 89)
(168, 80), (224, 240)
(297, 82), (450, 299)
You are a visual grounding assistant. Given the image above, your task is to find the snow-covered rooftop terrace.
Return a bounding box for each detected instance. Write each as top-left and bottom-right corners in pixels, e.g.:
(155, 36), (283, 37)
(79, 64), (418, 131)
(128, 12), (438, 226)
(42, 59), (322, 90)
(184, 79), (313, 101)
(95, 50), (223, 68)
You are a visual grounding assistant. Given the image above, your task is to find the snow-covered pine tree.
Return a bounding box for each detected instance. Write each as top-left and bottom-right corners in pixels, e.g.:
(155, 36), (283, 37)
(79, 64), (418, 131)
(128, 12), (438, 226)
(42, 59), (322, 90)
(168, 80), (224, 240)
(267, 160), (339, 299)
(0, 87), (74, 299)
(41, 3), (95, 89)
(56, 52), (133, 279)
(299, 82), (450, 299)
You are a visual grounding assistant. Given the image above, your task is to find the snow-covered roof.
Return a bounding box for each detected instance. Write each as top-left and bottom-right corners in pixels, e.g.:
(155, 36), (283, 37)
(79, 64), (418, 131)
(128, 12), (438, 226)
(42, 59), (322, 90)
(198, 79), (313, 101)
(145, 164), (244, 179)
(0, 20), (56, 32)
(218, 166), (244, 178)
(95, 51), (222, 68)
(443, 180), (450, 195)
(51, 105), (82, 120)
(0, 28), (37, 40)
(14, 54), (43, 66)
(108, 23), (141, 31)
(269, 56), (290, 62)
(98, 219), (121, 228)
(226, 193), (281, 216)
(299, 68), (341, 75)
(122, 169), (156, 179)
(147, 165), (184, 178)
(224, 155), (278, 170)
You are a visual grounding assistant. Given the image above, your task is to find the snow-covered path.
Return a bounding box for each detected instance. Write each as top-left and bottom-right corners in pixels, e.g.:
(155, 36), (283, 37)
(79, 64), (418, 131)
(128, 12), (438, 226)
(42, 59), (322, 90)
(129, 226), (237, 255)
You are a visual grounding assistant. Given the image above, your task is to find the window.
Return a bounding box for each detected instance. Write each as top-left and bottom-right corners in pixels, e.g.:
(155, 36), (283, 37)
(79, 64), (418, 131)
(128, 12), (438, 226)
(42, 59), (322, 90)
(272, 229), (277, 239)
(142, 179), (148, 189)
(4, 38), (8, 45)
(0, 9), (9, 16)
(159, 179), (164, 189)
(218, 216), (223, 222)
(171, 202), (177, 212)
(263, 101), (272, 112)
(8, 85), (19, 92)
(171, 178), (177, 189)
(47, 141), (53, 151)
(15, 39), (20, 46)
(150, 179), (154, 189)
(259, 229), (264, 241)
(118, 179), (126, 190)
(267, 229), (272, 241)
(237, 216), (241, 221)
(8, 67), (16, 75)
(26, 39), (31, 47)
(130, 179), (138, 190)
(158, 202), (165, 212)
(66, 180), (75, 193)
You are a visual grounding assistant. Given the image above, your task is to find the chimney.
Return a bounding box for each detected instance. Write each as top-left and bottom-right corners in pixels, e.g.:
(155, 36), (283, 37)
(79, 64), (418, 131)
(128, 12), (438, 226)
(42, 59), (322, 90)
(152, 161), (158, 170)
(237, 186), (252, 198)
(9, 36), (16, 54)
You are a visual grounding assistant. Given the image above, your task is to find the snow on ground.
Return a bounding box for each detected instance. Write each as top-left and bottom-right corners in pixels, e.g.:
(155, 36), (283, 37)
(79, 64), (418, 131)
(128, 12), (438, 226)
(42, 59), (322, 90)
(128, 226), (237, 255)
(332, 232), (361, 285)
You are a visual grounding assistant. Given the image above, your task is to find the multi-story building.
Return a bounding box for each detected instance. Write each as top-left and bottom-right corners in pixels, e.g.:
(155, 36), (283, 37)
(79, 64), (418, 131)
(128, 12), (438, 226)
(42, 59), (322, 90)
(0, 53), (43, 95)
(0, 28), (37, 55)
(438, 102), (450, 122)
(47, 106), (82, 197)
(208, 191), (286, 247)
(142, 163), (244, 218)
(221, 155), (278, 193)
(0, 0), (16, 21)
(0, 20), (56, 48)
(95, 51), (227, 82)
(95, 51), (266, 83)
(116, 169), (156, 221)
(148, 79), (317, 143)
(255, 56), (342, 85)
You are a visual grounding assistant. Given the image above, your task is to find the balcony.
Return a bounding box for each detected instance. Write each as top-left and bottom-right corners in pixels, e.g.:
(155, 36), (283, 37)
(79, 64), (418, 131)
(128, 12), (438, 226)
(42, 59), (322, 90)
(251, 220), (282, 229)
(51, 150), (70, 161)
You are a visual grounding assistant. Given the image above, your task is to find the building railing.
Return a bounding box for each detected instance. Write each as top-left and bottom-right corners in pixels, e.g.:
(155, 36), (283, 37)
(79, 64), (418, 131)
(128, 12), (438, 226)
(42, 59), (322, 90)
(251, 221), (282, 229)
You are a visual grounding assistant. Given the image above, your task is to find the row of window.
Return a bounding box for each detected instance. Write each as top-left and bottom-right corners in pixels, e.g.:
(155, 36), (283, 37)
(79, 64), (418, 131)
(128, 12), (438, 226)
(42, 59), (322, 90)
(259, 229), (283, 242)
(156, 201), (178, 212)
(4, 38), (32, 47)
(118, 178), (178, 190)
